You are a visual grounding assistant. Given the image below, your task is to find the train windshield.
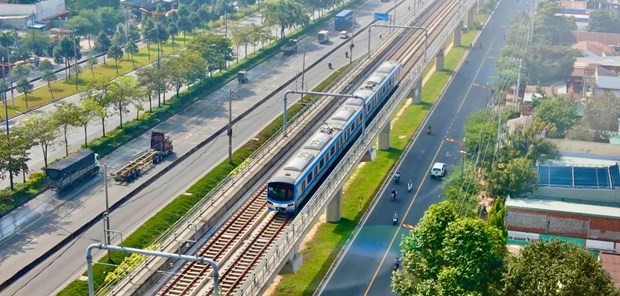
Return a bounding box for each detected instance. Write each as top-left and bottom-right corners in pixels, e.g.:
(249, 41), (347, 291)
(267, 182), (294, 202)
(45, 169), (62, 180)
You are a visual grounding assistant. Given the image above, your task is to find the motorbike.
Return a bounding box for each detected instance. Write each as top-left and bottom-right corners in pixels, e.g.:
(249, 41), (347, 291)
(391, 191), (396, 202)
(393, 258), (400, 271)
(328, 62), (333, 69)
(394, 173), (401, 184)
(426, 127), (431, 135)
(407, 180), (413, 192)
(392, 212), (399, 225)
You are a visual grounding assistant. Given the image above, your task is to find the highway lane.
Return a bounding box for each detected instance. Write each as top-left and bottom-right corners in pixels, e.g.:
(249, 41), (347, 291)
(319, 0), (528, 294)
(0, 1), (423, 295)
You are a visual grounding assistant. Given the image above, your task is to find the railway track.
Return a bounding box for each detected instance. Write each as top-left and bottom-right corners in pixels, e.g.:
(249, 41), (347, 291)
(156, 0), (464, 294)
(158, 189), (268, 295)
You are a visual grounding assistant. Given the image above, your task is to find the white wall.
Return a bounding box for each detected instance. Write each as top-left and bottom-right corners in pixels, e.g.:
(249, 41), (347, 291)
(0, 0), (65, 22)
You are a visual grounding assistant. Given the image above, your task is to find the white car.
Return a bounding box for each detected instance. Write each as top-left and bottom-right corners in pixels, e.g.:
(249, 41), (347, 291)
(430, 162), (447, 179)
(340, 31), (349, 39)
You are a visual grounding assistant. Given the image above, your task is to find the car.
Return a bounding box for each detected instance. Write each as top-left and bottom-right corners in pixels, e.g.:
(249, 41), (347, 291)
(340, 30), (349, 39)
(430, 162), (447, 179)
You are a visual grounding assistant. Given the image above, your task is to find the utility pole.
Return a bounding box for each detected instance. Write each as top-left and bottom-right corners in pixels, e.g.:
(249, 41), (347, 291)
(1, 57), (13, 190)
(301, 45), (306, 103)
(349, 37), (354, 65)
(73, 31), (79, 91)
(227, 89), (233, 164)
(103, 164), (111, 245)
(515, 58), (522, 107)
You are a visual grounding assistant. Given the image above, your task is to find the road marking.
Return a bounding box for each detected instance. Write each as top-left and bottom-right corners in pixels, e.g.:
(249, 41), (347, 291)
(363, 33), (497, 296)
(184, 133), (194, 140)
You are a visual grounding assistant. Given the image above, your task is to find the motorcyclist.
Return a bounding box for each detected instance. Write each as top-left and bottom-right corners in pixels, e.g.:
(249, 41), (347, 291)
(394, 171), (401, 183)
(345, 51), (349, 58)
(407, 179), (413, 192)
(426, 126), (432, 135)
(393, 211), (399, 225)
(391, 188), (397, 201)
(393, 257), (401, 271)
(328, 62), (333, 69)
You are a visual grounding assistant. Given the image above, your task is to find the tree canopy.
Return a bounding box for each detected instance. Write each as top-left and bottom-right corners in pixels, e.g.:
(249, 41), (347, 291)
(533, 96), (579, 138)
(264, 0), (310, 38)
(502, 240), (619, 296)
(392, 202), (506, 296)
(588, 10), (620, 33)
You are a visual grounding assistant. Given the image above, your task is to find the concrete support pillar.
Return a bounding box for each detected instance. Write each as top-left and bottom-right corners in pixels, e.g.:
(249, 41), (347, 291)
(467, 7), (475, 28)
(435, 48), (445, 72)
(454, 23), (462, 47)
(410, 78), (423, 104)
(282, 244), (303, 273)
(362, 146), (377, 161)
(326, 188), (342, 222)
(378, 122), (391, 150)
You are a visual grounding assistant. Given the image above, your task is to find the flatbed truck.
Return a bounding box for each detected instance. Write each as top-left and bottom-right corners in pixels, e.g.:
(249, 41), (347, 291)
(111, 131), (174, 182)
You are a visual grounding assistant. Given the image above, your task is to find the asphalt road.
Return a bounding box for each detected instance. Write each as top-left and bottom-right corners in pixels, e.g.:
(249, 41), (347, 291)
(0, 1), (425, 295)
(319, 0), (529, 294)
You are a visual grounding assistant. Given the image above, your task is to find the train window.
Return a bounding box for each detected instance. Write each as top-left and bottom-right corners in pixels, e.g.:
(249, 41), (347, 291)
(320, 158), (325, 168)
(330, 146), (335, 156)
(308, 171), (314, 182)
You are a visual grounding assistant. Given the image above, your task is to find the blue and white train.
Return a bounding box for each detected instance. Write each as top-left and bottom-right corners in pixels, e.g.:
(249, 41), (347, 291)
(267, 60), (402, 213)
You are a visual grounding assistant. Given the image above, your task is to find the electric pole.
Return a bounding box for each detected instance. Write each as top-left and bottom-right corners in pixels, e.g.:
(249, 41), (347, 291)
(227, 89), (233, 163)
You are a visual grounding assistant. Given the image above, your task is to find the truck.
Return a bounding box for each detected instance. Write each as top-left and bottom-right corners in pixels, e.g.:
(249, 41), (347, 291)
(335, 9), (353, 31)
(318, 30), (329, 44)
(282, 38), (298, 56)
(111, 131), (174, 182)
(46, 149), (100, 191)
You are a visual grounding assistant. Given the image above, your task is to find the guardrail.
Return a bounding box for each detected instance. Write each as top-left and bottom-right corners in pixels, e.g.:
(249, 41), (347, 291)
(234, 0), (476, 294)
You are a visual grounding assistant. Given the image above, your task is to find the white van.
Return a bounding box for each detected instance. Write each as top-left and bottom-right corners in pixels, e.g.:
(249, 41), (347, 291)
(430, 162), (447, 179)
(318, 30), (329, 44)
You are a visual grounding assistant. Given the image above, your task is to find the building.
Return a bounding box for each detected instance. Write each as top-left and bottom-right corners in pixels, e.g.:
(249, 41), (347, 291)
(571, 41), (614, 57)
(561, 31), (620, 48)
(121, 0), (176, 15)
(600, 252), (620, 289)
(0, 0), (67, 30)
(572, 56), (620, 97)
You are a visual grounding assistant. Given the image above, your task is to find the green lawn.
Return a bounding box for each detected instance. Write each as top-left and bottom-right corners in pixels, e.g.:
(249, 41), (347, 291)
(270, 28), (479, 296)
(0, 34), (201, 119)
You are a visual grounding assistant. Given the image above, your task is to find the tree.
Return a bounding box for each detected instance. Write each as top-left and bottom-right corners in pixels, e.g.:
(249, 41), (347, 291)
(464, 109), (499, 167)
(588, 10), (620, 33)
(76, 9), (103, 47)
(112, 23), (126, 46)
(533, 97), (579, 138)
(10, 125), (35, 183)
(263, 0), (310, 38)
(76, 98), (97, 146)
(97, 7), (122, 35)
(87, 54), (98, 78)
(581, 92), (620, 140)
(487, 157), (538, 198)
(124, 40), (139, 67)
(53, 102), (81, 156)
(19, 30), (51, 57)
(53, 36), (81, 78)
(497, 126), (558, 164)
(534, 1), (577, 45)
(168, 22), (179, 50)
(107, 44), (124, 74)
(16, 78), (33, 108)
(136, 65), (165, 110)
(502, 240), (619, 296)
(525, 43), (580, 85)
(177, 17), (193, 44)
(41, 70), (57, 100)
(85, 79), (112, 135)
(188, 32), (233, 72)
(127, 24), (140, 42)
(68, 15), (97, 47)
(487, 199), (507, 240)
(393, 202), (505, 296)
(95, 32), (112, 64)
(13, 64), (31, 80)
(142, 18), (157, 60)
(22, 114), (58, 168)
(108, 77), (140, 127)
(441, 162), (481, 214)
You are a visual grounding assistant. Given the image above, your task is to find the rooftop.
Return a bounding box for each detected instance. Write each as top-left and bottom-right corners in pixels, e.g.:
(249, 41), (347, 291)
(571, 41), (614, 57)
(562, 31), (620, 47)
(600, 252), (620, 289)
(506, 197), (620, 219)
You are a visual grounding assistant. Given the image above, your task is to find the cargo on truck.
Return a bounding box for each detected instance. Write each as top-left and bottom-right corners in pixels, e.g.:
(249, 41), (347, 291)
(335, 9), (353, 31)
(111, 131), (174, 183)
(318, 30), (329, 44)
(46, 149), (100, 191)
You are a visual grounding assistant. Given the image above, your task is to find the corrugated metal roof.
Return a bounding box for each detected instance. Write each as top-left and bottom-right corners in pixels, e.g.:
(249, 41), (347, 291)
(506, 198), (620, 219)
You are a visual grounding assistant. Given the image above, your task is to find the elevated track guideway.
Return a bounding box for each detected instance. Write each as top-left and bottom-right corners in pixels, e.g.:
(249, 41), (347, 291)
(149, 0), (471, 294)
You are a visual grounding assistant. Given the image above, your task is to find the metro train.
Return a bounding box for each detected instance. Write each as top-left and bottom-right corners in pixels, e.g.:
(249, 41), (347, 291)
(266, 60), (402, 213)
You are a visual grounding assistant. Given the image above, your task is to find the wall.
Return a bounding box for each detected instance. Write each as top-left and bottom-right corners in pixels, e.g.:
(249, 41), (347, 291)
(535, 187), (620, 205)
(506, 207), (620, 243)
(546, 138), (620, 156)
(0, 0), (65, 22)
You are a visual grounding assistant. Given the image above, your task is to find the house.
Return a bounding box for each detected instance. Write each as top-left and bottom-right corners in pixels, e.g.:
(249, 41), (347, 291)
(562, 31), (620, 49)
(121, 0), (176, 16)
(0, 0), (67, 30)
(571, 41), (614, 57)
(571, 56), (620, 97)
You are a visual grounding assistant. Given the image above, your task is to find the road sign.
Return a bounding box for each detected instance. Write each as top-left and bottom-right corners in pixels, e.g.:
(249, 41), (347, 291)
(374, 12), (390, 21)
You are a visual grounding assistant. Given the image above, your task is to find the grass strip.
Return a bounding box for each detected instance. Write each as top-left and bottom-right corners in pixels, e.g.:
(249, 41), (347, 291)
(270, 29), (479, 296)
(57, 65), (349, 295)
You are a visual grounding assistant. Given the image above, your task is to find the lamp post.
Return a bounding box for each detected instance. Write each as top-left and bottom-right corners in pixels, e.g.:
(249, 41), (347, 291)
(0, 57), (15, 190)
